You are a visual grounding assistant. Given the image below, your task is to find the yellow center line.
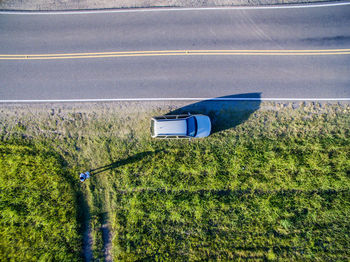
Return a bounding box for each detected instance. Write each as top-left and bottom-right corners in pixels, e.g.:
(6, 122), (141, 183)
(1, 49), (350, 60)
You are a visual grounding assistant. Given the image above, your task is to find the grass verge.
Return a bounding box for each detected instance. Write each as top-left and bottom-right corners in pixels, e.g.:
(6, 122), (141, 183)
(0, 142), (82, 261)
(0, 101), (349, 260)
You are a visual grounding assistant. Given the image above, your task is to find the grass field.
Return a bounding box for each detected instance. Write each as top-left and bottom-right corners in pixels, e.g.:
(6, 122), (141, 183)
(0, 143), (82, 261)
(0, 101), (349, 261)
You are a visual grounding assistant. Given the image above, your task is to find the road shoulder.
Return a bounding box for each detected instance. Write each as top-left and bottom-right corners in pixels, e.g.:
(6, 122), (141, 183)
(0, 0), (334, 11)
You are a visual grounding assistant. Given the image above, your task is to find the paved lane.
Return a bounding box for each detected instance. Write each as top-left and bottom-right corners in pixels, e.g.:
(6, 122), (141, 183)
(0, 4), (350, 101)
(1, 55), (349, 100)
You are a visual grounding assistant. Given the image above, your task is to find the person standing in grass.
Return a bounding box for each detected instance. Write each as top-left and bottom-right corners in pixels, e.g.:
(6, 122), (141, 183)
(79, 171), (90, 182)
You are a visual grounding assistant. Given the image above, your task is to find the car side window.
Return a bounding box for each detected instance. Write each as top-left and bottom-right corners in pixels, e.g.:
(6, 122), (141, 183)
(154, 116), (166, 120)
(177, 115), (189, 119)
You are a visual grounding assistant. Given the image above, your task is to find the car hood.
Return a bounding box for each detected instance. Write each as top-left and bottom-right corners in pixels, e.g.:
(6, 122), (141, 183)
(194, 115), (211, 138)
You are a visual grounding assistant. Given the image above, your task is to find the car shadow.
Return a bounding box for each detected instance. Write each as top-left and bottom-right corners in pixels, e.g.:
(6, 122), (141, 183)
(90, 150), (162, 175)
(167, 93), (261, 134)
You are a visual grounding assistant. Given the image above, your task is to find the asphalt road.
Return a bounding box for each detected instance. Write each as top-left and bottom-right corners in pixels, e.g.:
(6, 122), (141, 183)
(0, 3), (350, 101)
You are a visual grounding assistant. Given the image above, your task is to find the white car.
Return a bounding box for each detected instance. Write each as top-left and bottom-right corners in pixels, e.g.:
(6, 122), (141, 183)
(151, 114), (211, 138)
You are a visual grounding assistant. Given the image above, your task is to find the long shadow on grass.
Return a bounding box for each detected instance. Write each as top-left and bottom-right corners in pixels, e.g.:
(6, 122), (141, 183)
(90, 150), (161, 175)
(167, 93), (261, 134)
(47, 150), (88, 261)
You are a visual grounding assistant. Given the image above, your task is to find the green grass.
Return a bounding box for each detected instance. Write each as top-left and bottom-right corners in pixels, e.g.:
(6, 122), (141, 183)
(107, 135), (350, 260)
(103, 105), (349, 260)
(0, 143), (82, 261)
(111, 189), (349, 260)
(0, 102), (349, 260)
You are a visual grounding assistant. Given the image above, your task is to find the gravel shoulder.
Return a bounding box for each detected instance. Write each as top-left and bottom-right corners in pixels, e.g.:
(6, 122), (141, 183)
(0, 0), (334, 11)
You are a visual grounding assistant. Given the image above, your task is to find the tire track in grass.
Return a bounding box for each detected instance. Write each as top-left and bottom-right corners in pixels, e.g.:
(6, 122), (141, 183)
(101, 221), (112, 262)
(82, 198), (93, 262)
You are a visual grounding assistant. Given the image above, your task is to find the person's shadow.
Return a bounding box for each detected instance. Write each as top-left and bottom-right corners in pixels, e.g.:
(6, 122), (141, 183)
(167, 93), (261, 134)
(90, 150), (162, 175)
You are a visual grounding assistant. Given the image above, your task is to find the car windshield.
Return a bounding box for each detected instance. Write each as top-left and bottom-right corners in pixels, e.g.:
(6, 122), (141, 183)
(186, 116), (197, 137)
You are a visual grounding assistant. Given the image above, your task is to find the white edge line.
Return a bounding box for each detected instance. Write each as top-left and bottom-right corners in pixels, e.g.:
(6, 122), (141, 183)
(0, 1), (350, 15)
(0, 98), (350, 103)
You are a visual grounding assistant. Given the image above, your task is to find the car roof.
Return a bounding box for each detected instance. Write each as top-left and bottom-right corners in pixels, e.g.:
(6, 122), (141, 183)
(154, 119), (187, 136)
